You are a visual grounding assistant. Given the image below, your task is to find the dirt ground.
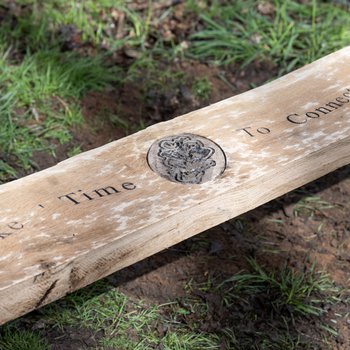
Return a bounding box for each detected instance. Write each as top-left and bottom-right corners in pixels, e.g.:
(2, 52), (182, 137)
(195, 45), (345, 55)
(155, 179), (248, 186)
(1, 1), (349, 348)
(28, 59), (350, 349)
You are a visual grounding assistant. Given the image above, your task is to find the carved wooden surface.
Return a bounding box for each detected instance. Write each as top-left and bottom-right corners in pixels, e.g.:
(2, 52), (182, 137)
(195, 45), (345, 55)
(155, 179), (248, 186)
(1, 47), (350, 324)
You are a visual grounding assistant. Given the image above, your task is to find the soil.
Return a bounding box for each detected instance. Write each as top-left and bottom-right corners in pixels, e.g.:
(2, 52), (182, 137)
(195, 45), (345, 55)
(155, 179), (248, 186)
(1, 1), (349, 349)
(30, 58), (349, 349)
(107, 168), (350, 348)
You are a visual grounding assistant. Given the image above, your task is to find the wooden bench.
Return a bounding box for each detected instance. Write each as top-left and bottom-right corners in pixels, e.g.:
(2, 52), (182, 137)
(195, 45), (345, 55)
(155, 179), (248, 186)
(1, 47), (350, 324)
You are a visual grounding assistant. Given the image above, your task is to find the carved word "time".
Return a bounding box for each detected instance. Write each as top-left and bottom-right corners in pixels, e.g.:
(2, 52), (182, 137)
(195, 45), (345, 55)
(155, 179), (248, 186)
(58, 182), (136, 206)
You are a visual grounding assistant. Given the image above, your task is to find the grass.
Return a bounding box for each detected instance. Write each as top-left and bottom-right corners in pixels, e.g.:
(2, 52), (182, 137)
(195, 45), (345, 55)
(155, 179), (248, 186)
(0, 259), (337, 349)
(0, 0), (184, 181)
(125, 54), (187, 91)
(222, 259), (341, 318)
(38, 279), (224, 349)
(293, 193), (337, 218)
(1, 0), (149, 51)
(189, 0), (350, 73)
(66, 145), (82, 158)
(1, 1), (350, 348)
(211, 259), (343, 349)
(0, 0), (147, 182)
(192, 77), (212, 100)
(0, 48), (121, 182)
(1, 0), (350, 181)
(0, 324), (49, 350)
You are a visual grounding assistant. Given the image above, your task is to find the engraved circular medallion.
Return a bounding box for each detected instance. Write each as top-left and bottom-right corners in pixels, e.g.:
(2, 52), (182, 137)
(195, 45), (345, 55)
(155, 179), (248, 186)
(147, 133), (226, 184)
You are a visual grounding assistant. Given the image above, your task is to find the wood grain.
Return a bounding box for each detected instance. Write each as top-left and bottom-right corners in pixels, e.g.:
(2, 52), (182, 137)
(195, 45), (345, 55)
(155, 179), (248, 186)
(1, 47), (350, 324)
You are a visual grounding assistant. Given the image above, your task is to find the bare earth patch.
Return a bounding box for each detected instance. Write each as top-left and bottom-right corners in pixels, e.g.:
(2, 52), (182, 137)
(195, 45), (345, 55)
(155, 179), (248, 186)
(28, 60), (350, 349)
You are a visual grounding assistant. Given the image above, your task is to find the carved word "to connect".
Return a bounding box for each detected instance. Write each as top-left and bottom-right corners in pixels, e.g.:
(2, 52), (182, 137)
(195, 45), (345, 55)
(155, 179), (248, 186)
(286, 88), (350, 124)
(58, 182), (136, 206)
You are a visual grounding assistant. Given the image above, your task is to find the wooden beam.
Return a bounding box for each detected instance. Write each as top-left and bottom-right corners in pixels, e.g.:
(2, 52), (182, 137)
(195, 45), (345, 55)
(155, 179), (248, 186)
(1, 47), (350, 324)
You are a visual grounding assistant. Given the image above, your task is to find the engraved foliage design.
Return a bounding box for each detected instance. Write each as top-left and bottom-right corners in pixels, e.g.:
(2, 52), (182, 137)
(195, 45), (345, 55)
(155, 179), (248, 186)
(157, 135), (216, 184)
